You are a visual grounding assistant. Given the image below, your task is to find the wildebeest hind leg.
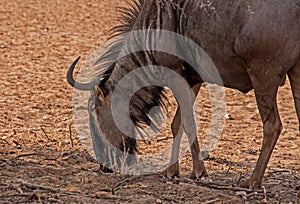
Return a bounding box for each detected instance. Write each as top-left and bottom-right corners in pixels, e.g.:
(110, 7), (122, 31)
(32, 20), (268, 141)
(241, 88), (282, 189)
(288, 59), (300, 132)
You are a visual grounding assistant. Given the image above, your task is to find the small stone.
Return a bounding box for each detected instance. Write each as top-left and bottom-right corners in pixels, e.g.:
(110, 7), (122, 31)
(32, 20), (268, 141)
(156, 199), (162, 203)
(224, 113), (234, 120)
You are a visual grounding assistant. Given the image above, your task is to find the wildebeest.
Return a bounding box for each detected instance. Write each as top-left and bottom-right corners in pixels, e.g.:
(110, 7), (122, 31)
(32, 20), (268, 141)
(67, 0), (300, 188)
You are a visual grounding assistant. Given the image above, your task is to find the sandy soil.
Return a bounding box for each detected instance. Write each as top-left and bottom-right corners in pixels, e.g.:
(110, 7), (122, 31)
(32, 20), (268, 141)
(1, 0), (299, 203)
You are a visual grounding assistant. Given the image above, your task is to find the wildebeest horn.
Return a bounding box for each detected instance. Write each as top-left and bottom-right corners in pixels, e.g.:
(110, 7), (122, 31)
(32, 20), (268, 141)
(66, 56), (95, 91)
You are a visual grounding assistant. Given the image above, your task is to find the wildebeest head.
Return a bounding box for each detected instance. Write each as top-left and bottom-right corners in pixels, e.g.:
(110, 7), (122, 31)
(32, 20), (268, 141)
(67, 57), (138, 172)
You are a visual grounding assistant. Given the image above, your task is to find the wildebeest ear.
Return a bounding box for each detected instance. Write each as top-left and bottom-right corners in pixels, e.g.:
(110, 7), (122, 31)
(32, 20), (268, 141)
(96, 86), (105, 101)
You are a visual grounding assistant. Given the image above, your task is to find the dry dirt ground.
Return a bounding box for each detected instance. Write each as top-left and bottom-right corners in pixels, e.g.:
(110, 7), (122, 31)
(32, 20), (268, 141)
(1, 0), (300, 203)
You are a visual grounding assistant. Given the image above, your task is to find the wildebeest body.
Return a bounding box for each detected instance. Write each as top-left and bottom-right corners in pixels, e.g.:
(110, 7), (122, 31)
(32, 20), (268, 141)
(67, 0), (300, 189)
(182, 0), (300, 93)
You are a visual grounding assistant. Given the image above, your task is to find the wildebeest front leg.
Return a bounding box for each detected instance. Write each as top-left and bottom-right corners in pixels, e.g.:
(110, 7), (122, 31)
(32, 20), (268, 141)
(241, 88), (282, 189)
(163, 84), (201, 178)
(288, 60), (300, 131)
(185, 114), (208, 179)
(182, 85), (207, 179)
(163, 106), (182, 178)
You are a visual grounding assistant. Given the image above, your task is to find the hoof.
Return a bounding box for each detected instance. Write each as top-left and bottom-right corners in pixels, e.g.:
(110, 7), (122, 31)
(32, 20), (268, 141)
(99, 164), (113, 173)
(240, 178), (262, 190)
(163, 163), (179, 179)
(189, 168), (208, 180)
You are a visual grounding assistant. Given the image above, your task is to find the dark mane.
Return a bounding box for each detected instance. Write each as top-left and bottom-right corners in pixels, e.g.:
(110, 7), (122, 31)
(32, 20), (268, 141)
(111, 0), (145, 37)
(93, 0), (145, 84)
(92, 0), (167, 150)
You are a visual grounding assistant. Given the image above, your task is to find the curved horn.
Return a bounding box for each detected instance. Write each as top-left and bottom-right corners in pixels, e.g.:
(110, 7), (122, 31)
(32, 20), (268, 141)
(66, 56), (95, 91)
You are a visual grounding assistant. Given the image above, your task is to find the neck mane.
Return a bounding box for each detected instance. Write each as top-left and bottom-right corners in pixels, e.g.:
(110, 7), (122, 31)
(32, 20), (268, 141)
(93, 0), (188, 133)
